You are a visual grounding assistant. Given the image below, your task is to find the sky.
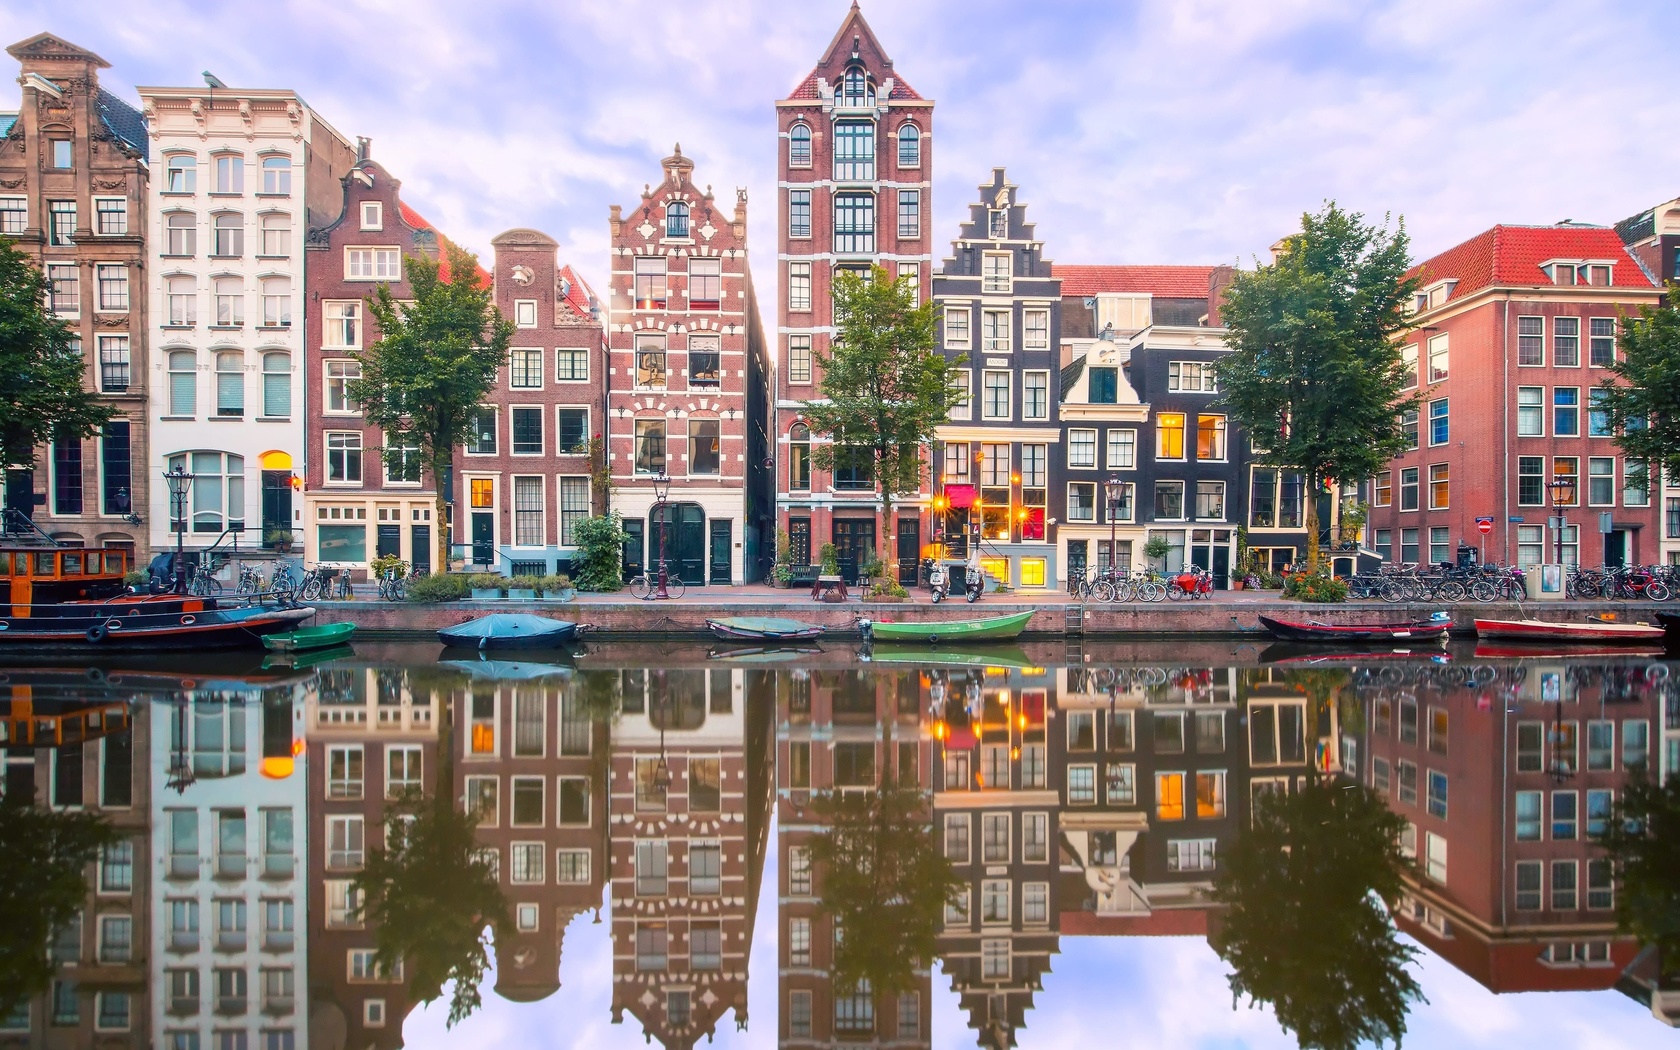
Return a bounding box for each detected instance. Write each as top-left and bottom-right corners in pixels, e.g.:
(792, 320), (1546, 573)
(4, 0), (1676, 317)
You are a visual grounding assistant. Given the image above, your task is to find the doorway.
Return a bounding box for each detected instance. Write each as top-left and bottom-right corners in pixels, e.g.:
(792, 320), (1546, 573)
(832, 518), (876, 584)
(709, 519), (732, 584)
(468, 477), (495, 567)
(411, 525), (431, 575)
(260, 471), (291, 547)
(896, 518), (920, 585)
(788, 517), (811, 567)
(622, 519), (645, 582)
(651, 502), (707, 584)
(1604, 529), (1627, 568)
(5, 469), (34, 522)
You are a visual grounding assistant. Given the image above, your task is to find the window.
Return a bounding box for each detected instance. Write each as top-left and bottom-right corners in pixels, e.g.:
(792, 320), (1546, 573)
(789, 189), (811, 237)
(1516, 860), (1542, 910)
(1588, 457), (1615, 506)
(1399, 467), (1419, 511)
(0, 196), (24, 233)
(1425, 398), (1448, 445)
(98, 915), (132, 963)
(323, 301), (360, 348)
(100, 840), (135, 894)
(788, 122), (811, 166)
(631, 256), (668, 309)
(944, 306), (970, 348)
(1154, 481), (1185, 520)
(1552, 861), (1578, 910)
(164, 351), (198, 416)
(1059, 429), (1094, 470)
(555, 347), (588, 381)
(1088, 365), (1119, 403)
(1553, 316), (1580, 366)
(98, 336), (130, 393)
(1196, 414), (1227, 460)
(1425, 831), (1447, 883)
(634, 420), (665, 474)
(48, 136), (73, 169)
(1515, 385), (1545, 437)
(96, 991), (129, 1031)
(1427, 333), (1448, 382)
(1195, 480), (1226, 520)
(95, 197), (127, 235)
(1624, 460), (1649, 507)
(327, 815), (364, 870)
(1373, 528), (1391, 559)
(1554, 387), (1580, 436)
(688, 259), (722, 310)
(1517, 315), (1544, 365)
(1428, 464), (1449, 509)
(982, 252), (1011, 293)
(512, 476), (543, 545)
(1168, 360), (1218, 392)
(510, 842), (544, 884)
(1400, 408), (1419, 450)
(1518, 456), (1544, 506)
(49, 200), (76, 245)
(259, 276), (290, 327)
(1156, 412), (1186, 459)
(47, 263), (79, 315)
(1587, 788), (1613, 837)
(325, 432), (362, 484)
(1426, 770), (1448, 818)
(982, 879), (1010, 923)
(212, 212), (243, 256)
(1554, 456), (1579, 504)
(943, 813), (971, 862)
(834, 192), (874, 253)
(213, 351), (244, 417)
(786, 335), (814, 388)
(897, 189), (920, 238)
(664, 201), (688, 238)
(833, 120), (874, 181)
(788, 262), (811, 310)
(687, 335), (720, 388)
(1623, 720), (1648, 770)
(689, 418), (721, 474)
(96, 264), (129, 312)
(1429, 525), (1450, 563)
(1589, 317), (1615, 366)
(345, 247), (400, 281)
(215, 898), (248, 950)
(1552, 791), (1577, 840)
(1156, 772), (1185, 820)
(690, 841), (722, 895)
(898, 261), (920, 305)
(505, 347), (543, 390)
(213, 154), (244, 194)
(634, 335), (666, 388)
(261, 155), (291, 195)
(1196, 771), (1226, 817)
(982, 370), (1010, 419)
(510, 407), (543, 455)
(1588, 859), (1614, 910)
(166, 212), (196, 256)
(550, 409), (588, 458)
(1372, 471), (1392, 508)
(322, 359), (360, 415)
(1168, 839), (1217, 872)
(786, 423), (813, 491)
(213, 277), (243, 326)
(326, 746), (364, 800)
(897, 121), (921, 166)
(163, 154), (198, 194)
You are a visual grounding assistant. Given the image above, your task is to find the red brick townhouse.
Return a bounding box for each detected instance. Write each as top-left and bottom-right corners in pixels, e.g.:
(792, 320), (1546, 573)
(1367, 225), (1663, 570)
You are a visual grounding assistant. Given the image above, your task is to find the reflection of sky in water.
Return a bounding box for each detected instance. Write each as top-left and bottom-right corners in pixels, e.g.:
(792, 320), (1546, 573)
(402, 812), (1664, 1050)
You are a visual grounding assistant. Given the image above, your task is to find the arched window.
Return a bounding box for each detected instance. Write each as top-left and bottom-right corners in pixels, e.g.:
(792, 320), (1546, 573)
(165, 212), (196, 256)
(789, 423), (811, 492)
(260, 213), (290, 256)
(788, 123), (812, 167)
(212, 153), (244, 194)
(897, 123), (921, 167)
(666, 201), (689, 238)
(216, 351), (244, 417)
(167, 350), (196, 416)
(212, 212), (242, 257)
(169, 451), (245, 533)
(842, 67), (871, 106)
(166, 154), (196, 194)
(260, 155), (291, 195)
(262, 352), (291, 417)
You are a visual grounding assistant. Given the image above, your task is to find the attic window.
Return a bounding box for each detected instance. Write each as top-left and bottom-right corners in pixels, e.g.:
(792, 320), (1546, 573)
(841, 66), (873, 106)
(1426, 281), (1456, 308)
(1585, 265), (1611, 286)
(1549, 263), (1576, 286)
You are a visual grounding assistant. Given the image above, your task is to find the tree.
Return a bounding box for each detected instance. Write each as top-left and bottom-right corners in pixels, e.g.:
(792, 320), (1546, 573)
(0, 797), (117, 1017)
(808, 774), (963, 998)
(0, 238), (112, 471)
(800, 265), (963, 561)
(1215, 203), (1421, 571)
(1210, 780), (1424, 1050)
(350, 244), (514, 573)
(570, 512), (627, 592)
(353, 744), (507, 1028)
(1594, 771), (1680, 981)
(1595, 290), (1680, 491)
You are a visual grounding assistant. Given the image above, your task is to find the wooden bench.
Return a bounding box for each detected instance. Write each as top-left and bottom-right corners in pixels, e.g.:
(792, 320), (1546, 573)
(787, 564), (821, 588)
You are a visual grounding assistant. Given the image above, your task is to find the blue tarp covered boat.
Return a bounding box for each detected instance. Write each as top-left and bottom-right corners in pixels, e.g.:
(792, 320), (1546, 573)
(438, 614), (578, 650)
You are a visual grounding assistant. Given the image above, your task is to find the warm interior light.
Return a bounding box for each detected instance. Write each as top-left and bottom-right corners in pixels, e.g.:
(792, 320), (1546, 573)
(260, 756), (296, 780)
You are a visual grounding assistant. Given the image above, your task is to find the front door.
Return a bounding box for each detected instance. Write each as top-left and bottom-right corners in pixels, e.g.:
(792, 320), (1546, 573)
(260, 471), (291, 547)
(376, 524), (401, 560)
(622, 519), (645, 582)
(651, 503), (707, 584)
(1605, 529), (1627, 568)
(1067, 540), (1088, 586)
(897, 518), (920, 585)
(4, 469), (34, 523)
(411, 525), (431, 575)
(832, 519), (875, 585)
(1212, 544), (1231, 589)
(788, 517), (811, 567)
(709, 519), (732, 584)
(470, 512), (494, 567)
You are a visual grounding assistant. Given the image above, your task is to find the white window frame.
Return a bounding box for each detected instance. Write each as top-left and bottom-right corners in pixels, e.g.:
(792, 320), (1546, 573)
(1068, 429), (1097, 469)
(359, 201), (383, 231)
(944, 307), (971, 349)
(982, 370), (1011, 420)
(1106, 428), (1136, 470)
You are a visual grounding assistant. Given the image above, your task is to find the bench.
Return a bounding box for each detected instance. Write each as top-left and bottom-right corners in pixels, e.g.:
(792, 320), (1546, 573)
(787, 564), (821, 588)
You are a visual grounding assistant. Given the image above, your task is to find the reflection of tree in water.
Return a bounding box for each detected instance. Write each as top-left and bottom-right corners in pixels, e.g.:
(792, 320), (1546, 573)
(1595, 770), (1680, 988)
(0, 798), (116, 1017)
(810, 774), (963, 1000)
(1211, 668), (1424, 1050)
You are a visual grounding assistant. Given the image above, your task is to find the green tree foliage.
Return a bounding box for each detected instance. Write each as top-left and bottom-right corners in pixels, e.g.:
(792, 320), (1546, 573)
(1595, 289), (1680, 489)
(0, 797), (117, 1017)
(1215, 203), (1421, 570)
(1594, 772), (1680, 980)
(571, 512), (627, 592)
(350, 245), (514, 573)
(0, 239), (112, 464)
(800, 266), (963, 558)
(352, 770), (507, 1028)
(1210, 779), (1424, 1049)
(808, 774), (963, 998)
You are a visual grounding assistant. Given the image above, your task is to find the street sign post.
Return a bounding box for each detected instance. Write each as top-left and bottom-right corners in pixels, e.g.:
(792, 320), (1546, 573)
(1475, 516), (1493, 562)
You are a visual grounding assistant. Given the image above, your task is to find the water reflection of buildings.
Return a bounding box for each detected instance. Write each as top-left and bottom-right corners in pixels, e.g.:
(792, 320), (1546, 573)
(1349, 659), (1679, 1023)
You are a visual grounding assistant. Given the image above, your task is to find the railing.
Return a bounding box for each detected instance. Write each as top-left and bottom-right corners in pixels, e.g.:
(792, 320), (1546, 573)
(0, 507), (60, 546)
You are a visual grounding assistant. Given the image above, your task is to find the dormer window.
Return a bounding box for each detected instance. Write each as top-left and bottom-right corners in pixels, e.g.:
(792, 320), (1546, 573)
(360, 202), (383, 231)
(788, 123), (812, 168)
(1584, 264), (1610, 286)
(666, 202), (689, 239)
(841, 67), (873, 106)
(1422, 279), (1457, 309)
(1550, 263), (1577, 286)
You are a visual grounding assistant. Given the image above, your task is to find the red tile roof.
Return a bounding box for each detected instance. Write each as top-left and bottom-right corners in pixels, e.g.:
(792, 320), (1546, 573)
(783, 69), (922, 102)
(1413, 225), (1656, 303)
(1053, 264), (1216, 299)
(556, 264), (598, 318)
(397, 201), (491, 287)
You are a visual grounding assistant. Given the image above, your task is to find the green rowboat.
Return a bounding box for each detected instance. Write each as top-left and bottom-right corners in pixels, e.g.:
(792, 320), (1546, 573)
(262, 622), (356, 653)
(864, 610), (1034, 644)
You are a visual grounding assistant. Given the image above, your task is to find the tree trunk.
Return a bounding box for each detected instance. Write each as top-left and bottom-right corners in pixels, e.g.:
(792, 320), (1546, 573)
(880, 483), (894, 581)
(433, 457), (452, 576)
(1303, 473), (1321, 573)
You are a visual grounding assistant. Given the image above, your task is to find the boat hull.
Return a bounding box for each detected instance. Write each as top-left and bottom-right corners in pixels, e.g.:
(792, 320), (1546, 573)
(438, 614), (578, 650)
(0, 601), (313, 652)
(1257, 615), (1449, 644)
(1473, 618), (1665, 644)
(263, 622), (357, 652)
(706, 616), (826, 641)
(866, 610), (1034, 644)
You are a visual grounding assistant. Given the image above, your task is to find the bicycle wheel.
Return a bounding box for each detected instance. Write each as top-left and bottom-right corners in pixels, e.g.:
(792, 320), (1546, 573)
(1469, 579), (1497, 603)
(1400, 578), (1426, 603)
(1379, 581), (1404, 603)
(665, 575), (687, 600)
(1113, 579), (1136, 603)
(1435, 580), (1466, 603)
(1167, 583), (1185, 600)
(1144, 582), (1167, 603)
(300, 578), (321, 601)
(1645, 580), (1670, 602)
(1088, 579), (1113, 603)
(631, 575), (652, 600)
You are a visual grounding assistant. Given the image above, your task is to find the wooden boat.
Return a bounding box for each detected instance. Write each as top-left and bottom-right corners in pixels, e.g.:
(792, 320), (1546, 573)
(0, 544), (313, 651)
(262, 621), (356, 652)
(1473, 642), (1666, 661)
(1258, 614), (1450, 644)
(706, 616), (826, 641)
(863, 642), (1039, 669)
(438, 613), (578, 650)
(862, 610), (1034, 644)
(1473, 617), (1665, 645)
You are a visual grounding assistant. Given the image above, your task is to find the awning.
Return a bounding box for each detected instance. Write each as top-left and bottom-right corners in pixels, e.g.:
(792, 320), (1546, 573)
(945, 725), (977, 750)
(944, 485), (977, 509)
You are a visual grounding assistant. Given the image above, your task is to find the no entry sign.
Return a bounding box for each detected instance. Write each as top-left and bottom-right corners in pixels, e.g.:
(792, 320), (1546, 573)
(1476, 516), (1494, 534)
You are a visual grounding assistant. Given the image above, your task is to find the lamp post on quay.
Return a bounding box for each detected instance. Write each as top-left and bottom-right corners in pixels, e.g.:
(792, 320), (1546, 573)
(652, 471), (673, 600)
(163, 466), (195, 595)
(1548, 477), (1576, 569)
(1105, 474), (1123, 577)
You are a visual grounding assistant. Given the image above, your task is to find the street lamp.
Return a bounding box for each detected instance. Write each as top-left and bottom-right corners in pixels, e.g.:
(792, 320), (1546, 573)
(1104, 474), (1123, 577)
(112, 487), (143, 527)
(1548, 477), (1576, 568)
(163, 467), (195, 594)
(651, 472), (673, 600)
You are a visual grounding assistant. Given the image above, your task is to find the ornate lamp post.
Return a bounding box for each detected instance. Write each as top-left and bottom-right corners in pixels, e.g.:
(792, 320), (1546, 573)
(1548, 477), (1575, 568)
(652, 472), (673, 600)
(1105, 474), (1123, 576)
(163, 467), (195, 594)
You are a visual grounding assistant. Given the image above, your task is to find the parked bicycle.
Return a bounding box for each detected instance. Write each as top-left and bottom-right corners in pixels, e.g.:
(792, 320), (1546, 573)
(377, 567), (409, 602)
(629, 560), (686, 600)
(299, 566), (352, 601)
(1166, 566), (1214, 601)
(187, 561), (222, 596)
(235, 563), (266, 595)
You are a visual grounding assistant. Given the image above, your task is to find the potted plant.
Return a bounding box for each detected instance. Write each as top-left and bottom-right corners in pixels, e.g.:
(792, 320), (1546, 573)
(265, 528), (294, 554)
(868, 577), (908, 602)
(467, 573), (507, 600)
(507, 576), (539, 601)
(542, 573), (576, 602)
(772, 527), (795, 587)
(1142, 535), (1173, 569)
(818, 543), (840, 577)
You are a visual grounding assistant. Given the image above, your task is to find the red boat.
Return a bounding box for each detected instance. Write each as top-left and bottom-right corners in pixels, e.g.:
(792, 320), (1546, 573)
(1472, 617), (1665, 645)
(1258, 614), (1451, 644)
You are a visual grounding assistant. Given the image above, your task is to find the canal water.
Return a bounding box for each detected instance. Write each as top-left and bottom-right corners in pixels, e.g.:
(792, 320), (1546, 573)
(0, 639), (1673, 1049)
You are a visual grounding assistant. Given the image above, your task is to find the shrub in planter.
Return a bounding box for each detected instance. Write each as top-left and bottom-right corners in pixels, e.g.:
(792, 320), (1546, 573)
(407, 573), (469, 603)
(818, 543), (840, 576)
(772, 527), (795, 587)
(1282, 569), (1348, 603)
(467, 573), (508, 598)
(507, 578), (539, 599)
(868, 578), (908, 601)
(369, 554), (408, 579)
(572, 513), (627, 592)
(540, 574), (576, 600)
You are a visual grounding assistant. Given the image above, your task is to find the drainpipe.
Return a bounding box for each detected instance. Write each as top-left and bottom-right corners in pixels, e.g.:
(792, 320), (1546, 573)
(1502, 294), (1511, 563)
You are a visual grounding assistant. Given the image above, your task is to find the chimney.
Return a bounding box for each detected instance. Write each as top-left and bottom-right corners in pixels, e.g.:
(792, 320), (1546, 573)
(355, 136), (371, 161)
(609, 204), (622, 238)
(732, 188), (748, 238)
(1206, 265), (1236, 327)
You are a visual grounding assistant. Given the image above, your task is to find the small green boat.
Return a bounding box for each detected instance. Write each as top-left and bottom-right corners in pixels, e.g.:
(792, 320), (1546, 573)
(864, 610), (1035, 644)
(863, 643), (1038, 669)
(262, 622), (356, 653)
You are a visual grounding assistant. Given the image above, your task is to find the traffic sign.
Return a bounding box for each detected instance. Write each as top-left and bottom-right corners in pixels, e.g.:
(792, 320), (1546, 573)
(1475, 516), (1494, 534)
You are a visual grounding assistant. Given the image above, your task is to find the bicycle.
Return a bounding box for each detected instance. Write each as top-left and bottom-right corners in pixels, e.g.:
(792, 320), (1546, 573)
(188, 561), (222, 596)
(629, 561), (687, 600)
(235, 564), (265, 595)
(376, 567), (408, 602)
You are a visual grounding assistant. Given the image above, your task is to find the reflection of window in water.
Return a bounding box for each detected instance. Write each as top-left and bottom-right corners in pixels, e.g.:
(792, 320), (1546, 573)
(317, 669), (365, 706)
(376, 669), (405, 706)
(709, 672), (732, 714)
(635, 758), (668, 812)
(620, 670), (645, 713)
(175, 703), (247, 777)
(470, 689), (495, 754)
(689, 758), (721, 811)
(788, 671), (811, 716)
(559, 692), (591, 756)
(648, 671), (706, 730)
(834, 742), (875, 787)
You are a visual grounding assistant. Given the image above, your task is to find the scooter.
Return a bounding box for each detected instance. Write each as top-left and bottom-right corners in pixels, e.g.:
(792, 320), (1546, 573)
(964, 562), (984, 603)
(928, 560), (949, 603)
